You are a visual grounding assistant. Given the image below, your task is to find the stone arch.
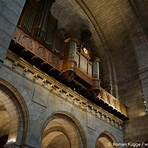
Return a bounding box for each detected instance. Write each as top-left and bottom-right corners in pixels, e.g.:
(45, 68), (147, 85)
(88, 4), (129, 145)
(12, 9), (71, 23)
(0, 78), (29, 146)
(96, 131), (117, 148)
(41, 112), (86, 148)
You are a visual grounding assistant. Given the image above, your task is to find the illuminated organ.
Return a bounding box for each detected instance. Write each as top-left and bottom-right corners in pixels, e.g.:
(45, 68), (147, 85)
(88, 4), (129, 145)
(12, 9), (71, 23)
(9, 0), (128, 120)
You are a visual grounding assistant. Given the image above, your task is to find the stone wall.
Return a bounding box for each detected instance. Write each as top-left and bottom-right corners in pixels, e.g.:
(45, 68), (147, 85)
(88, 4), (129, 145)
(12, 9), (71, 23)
(81, 0), (148, 141)
(0, 0), (148, 144)
(0, 56), (123, 147)
(0, 0), (25, 61)
(116, 0), (148, 141)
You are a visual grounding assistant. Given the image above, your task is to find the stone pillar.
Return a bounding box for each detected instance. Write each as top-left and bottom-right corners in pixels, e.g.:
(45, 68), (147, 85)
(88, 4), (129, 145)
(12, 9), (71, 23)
(121, 1), (148, 114)
(119, 0), (148, 142)
(0, 0), (26, 62)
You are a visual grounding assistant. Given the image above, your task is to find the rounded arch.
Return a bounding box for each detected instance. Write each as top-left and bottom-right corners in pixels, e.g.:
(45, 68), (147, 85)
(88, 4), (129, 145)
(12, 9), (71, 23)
(41, 112), (87, 148)
(0, 78), (29, 146)
(96, 131), (117, 148)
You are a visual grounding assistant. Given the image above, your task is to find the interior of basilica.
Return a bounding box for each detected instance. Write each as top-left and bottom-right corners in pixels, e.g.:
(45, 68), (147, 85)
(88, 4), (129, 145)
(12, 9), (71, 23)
(0, 0), (148, 147)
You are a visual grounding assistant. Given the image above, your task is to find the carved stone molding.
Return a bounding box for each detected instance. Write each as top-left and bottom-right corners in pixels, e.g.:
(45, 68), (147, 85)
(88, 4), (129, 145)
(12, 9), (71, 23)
(4, 50), (123, 129)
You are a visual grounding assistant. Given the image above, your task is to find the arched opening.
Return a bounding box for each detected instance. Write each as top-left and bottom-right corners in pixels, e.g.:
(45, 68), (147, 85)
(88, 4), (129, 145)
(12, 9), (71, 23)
(0, 79), (28, 147)
(96, 132), (117, 148)
(41, 113), (85, 148)
(0, 93), (18, 146)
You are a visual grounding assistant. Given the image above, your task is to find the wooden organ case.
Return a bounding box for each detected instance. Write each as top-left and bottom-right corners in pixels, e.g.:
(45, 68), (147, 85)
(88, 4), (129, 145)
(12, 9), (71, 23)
(62, 38), (100, 96)
(8, 0), (128, 120)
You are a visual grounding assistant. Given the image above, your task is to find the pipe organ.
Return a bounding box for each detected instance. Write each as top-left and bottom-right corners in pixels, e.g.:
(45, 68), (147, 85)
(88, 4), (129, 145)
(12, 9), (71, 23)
(63, 38), (100, 94)
(19, 0), (57, 49)
(9, 0), (128, 120)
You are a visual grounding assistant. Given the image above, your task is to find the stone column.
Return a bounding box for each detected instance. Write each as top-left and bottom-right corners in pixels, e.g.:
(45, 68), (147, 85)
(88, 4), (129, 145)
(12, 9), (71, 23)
(121, 1), (148, 113)
(119, 0), (148, 142)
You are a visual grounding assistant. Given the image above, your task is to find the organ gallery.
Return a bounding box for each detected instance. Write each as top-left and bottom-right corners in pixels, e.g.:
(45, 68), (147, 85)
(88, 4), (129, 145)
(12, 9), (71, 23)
(0, 0), (148, 147)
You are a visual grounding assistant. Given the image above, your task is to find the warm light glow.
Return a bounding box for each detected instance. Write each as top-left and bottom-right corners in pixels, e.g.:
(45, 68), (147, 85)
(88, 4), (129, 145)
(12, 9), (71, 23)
(138, 111), (146, 117)
(7, 138), (16, 143)
(83, 47), (88, 54)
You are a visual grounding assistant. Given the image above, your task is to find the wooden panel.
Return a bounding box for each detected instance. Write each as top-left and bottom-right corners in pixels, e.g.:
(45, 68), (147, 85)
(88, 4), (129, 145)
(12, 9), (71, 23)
(76, 68), (93, 86)
(14, 28), (62, 70)
(88, 62), (92, 77)
(80, 54), (87, 73)
(75, 53), (80, 68)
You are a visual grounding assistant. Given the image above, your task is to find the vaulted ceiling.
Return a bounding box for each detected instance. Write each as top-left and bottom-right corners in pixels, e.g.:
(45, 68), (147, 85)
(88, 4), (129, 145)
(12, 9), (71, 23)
(51, 0), (148, 100)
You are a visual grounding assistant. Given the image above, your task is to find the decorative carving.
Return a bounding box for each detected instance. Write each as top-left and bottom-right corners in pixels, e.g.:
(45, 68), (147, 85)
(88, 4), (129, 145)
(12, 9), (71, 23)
(14, 28), (62, 70)
(36, 47), (45, 59)
(98, 88), (128, 117)
(13, 28), (128, 119)
(5, 51), (125, 129)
